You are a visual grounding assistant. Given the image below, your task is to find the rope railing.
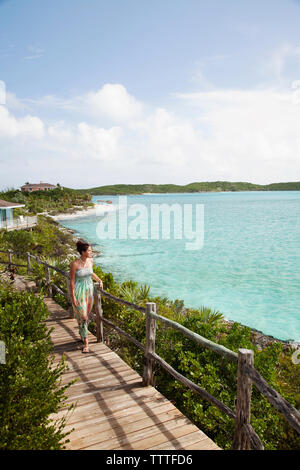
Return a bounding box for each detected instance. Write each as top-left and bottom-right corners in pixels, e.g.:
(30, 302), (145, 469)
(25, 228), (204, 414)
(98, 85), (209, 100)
(1, 248), (299, 451)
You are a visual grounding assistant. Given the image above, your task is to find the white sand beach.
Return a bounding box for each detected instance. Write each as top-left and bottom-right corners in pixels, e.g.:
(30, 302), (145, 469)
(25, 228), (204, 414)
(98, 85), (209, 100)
(47, 202), (119, 221)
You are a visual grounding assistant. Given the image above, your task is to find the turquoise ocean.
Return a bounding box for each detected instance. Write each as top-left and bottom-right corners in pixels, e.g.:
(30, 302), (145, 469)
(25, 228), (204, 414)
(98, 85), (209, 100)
(59, 191), (300, 342)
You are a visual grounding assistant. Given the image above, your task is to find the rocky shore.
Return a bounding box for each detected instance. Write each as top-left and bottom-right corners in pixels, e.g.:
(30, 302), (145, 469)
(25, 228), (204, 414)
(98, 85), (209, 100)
(222, 318), (299, 351)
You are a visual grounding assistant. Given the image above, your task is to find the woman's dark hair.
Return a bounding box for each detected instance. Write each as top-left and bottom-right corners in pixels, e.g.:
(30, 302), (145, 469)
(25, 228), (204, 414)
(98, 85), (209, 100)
(76, 240), (90, 254)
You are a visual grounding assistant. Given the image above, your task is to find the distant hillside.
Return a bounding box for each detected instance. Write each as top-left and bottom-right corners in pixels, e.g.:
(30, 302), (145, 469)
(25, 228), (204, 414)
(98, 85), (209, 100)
(70, 181), (300, 195)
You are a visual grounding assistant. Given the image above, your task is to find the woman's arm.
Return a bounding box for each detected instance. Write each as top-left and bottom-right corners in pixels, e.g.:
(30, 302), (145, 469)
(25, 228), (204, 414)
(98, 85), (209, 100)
(90, 260), (103, 288)
(70, 261), (79, 305)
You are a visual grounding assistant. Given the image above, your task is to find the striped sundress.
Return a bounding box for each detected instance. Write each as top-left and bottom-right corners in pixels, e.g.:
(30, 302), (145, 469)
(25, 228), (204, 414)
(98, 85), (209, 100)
(73, 266), (94, 339)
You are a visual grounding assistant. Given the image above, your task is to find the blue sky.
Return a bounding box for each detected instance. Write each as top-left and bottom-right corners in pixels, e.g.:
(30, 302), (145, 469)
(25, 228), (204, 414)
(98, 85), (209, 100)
(1, 0), (300, 189)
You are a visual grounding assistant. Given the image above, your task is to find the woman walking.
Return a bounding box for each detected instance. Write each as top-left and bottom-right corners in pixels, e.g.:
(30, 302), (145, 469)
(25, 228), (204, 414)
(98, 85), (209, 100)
(70, 240), (103, 353)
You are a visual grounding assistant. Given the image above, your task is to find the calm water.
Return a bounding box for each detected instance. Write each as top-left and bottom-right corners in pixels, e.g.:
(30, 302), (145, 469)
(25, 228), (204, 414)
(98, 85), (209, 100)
(60, 191), (300, 342)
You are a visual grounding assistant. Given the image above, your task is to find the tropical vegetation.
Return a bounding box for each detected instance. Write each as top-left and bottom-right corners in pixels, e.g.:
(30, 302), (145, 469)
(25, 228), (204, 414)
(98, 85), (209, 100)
(0, 279), (75, 449)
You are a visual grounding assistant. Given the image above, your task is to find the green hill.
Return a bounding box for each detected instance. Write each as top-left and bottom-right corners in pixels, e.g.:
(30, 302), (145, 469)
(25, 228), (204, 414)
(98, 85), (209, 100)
(71, 181), (300, 195)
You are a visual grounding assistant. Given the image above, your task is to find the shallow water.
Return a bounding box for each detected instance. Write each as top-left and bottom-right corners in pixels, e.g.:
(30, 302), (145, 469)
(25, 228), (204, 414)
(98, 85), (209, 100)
(60, 191), (300, 342)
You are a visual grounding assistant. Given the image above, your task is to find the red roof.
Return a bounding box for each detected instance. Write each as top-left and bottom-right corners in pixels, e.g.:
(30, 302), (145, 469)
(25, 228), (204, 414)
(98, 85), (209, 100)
(0, 199), (25, 208)
(21, 183), (56, 188)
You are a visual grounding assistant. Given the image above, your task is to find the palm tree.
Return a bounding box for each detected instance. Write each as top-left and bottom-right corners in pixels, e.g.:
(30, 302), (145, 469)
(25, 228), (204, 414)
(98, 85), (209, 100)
(191, 306), (224, 325)
(118, 283), (151, 307)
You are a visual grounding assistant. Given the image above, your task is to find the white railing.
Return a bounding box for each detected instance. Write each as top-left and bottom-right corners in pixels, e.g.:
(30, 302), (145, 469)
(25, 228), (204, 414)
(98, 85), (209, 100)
(1, 216), (38, 231)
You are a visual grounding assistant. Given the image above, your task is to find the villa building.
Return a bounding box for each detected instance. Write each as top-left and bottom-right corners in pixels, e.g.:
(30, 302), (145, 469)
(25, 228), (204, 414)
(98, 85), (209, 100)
(21, 182), (57, 192)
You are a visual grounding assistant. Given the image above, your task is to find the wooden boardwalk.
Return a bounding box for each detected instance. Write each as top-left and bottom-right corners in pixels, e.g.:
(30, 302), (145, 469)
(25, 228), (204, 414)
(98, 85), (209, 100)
(13, 275), (221, 450)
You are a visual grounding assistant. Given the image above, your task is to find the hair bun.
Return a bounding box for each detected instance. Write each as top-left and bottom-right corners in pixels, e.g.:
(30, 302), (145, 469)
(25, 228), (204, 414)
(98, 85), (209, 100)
(76, 240), (90, 254)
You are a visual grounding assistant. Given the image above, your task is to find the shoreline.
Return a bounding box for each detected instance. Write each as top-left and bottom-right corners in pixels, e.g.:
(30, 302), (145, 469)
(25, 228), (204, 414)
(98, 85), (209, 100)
(46, 210), (299, 350)
(88, 189), (300, 196)
(45, 202), (119, 221)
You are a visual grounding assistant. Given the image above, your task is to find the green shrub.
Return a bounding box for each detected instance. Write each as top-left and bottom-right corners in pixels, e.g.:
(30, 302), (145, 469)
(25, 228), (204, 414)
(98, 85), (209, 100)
(0, 284), (75, 449)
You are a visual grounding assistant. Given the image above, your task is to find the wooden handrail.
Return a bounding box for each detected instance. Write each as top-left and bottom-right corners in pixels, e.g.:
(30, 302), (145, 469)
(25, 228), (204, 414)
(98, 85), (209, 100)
(242, 423), (264, 450)
(98, 288), (146, 314)
(149, 350), (236, 420)
(243, 362), (300, 434)
(1, 248), (298, 451)
(148, 309), (238, 362)
(0, 260), (27, 268)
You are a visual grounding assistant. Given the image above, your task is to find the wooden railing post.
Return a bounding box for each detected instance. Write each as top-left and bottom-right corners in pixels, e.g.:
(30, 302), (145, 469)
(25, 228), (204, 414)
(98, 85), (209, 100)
(94, 284), (104, 342)
(45, 266), (52, 297)
(142, 302), (157, 387)
(26, 252), (31, 274)
(232, 348), (254, 450)
(67, 278), (74, 318)
(7, 249), (12, 267)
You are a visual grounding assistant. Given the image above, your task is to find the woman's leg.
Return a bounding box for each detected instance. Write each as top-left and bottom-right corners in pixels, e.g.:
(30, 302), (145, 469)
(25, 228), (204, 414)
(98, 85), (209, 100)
(81, 319), (89, 352)
(74, 286), (93, 352)
(74, 310), (88, 348)
(82, 290), (93, 352)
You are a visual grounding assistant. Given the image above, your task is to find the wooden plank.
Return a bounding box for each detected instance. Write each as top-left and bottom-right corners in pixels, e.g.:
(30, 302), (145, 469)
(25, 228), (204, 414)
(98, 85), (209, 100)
(66, 406), (183, 444)
(70, 413), (190, 450)
(53, 386), (169, 422)
(51, 350), (117, 368)
(186, 438), (221, 450)
(63, 367), (141, 393)
(48, 325), (81, 334)
(118, 425), (207, 451)
(147, 429), (207, 450)
(59, 363), (132, 385)
(51, 357), (128, 376)
(82, 420), (197, 450)
(52, 341), (108, 352)
(56, 357), (132, 381)
(59, 377), (143, 408)
(56, 382), (157, 412)
(62, 401), (177, 433)
(51, 342), (105, 354)
(60, 371), (142, 398)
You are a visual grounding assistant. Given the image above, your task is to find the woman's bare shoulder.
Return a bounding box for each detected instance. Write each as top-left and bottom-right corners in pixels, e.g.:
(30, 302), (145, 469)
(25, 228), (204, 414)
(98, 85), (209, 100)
(70, 258), (79, 269)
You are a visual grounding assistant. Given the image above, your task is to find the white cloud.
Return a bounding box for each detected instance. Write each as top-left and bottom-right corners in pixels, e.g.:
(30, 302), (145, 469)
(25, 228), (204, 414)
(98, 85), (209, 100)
(21, 83), (143, 124)
(5, 91), (27, 111)
(76, 122), (123, 161)
(1, 81), (300, 188)
(85, 84), (143, 122)
(0, 105), (45, 138)
(174, 87), (300, 175)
